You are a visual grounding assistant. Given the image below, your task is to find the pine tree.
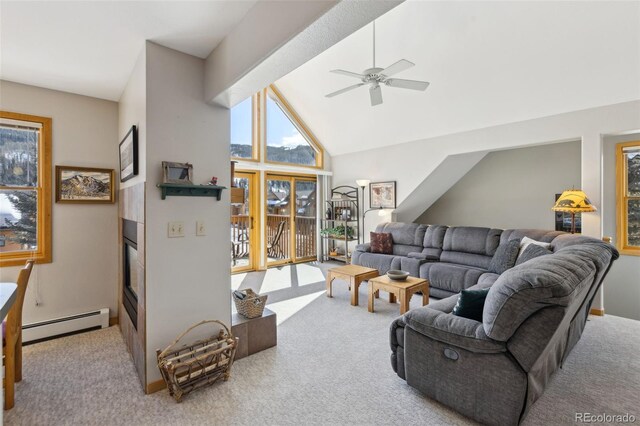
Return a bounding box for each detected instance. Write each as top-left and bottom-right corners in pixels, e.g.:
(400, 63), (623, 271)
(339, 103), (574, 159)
(4, 191), (37, 248)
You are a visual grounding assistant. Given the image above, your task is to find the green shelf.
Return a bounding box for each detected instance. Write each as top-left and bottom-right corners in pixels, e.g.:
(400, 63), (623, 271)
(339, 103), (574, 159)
(157, 183), (227, 200)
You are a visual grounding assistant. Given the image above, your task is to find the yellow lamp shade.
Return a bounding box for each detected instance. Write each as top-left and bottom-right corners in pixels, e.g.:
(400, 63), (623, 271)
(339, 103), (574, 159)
(552, 190), (597, 213)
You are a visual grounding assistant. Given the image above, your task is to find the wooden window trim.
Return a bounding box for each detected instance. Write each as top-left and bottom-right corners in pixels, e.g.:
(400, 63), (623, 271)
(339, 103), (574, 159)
(0, 111), (52, 266)
(264, 85), (325, 170)
(616, 140), (640, 256)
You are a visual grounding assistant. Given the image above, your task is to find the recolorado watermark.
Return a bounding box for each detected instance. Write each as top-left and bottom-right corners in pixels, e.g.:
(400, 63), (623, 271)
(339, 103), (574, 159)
(576, 413), (636, 423)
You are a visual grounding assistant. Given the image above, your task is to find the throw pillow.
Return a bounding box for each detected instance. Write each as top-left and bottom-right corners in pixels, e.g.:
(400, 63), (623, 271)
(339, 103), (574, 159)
(370, 232), (393, 254)
(518, 236), (552, 259)
(515, 244), (552, 266)
(452, 288), (491, 322)
(488, 239), (520, 274)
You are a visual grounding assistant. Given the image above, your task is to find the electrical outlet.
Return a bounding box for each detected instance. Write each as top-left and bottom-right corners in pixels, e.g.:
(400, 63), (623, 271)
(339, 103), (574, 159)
(168, 221), (185, 238)
(196, 220), (206, 236)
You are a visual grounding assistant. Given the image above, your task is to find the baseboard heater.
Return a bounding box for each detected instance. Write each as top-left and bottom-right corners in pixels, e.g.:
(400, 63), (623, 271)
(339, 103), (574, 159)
(22, 308), (109, 344)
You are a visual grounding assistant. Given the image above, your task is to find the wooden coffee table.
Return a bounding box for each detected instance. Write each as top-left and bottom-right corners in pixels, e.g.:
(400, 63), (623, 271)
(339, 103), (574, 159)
(368, 275), (429, 314)
(326, 264), (380, 306)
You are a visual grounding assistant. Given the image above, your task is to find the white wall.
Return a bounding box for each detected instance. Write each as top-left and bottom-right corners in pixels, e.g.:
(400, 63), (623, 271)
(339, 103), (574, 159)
(602, 133), (640, 320)
(144, 42), (231, 383)
(118, 50), (146, 189)
(0, 80), (119, 323)
(418, 141), (582, 229)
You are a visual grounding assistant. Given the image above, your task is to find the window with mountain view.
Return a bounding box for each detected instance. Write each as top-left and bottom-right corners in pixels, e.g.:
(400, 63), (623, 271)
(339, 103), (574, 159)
(0, 111), (52, 266)
(617, 141), (640, 255)
(229, 87), (323, 168)
(266, 93), (318, 167)
(230, 96), (255, 160)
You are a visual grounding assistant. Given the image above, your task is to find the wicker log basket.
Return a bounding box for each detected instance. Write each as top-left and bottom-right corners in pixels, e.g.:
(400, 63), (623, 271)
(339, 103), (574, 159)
(157, 320), (238, 402)
(233, 288), (267, 319)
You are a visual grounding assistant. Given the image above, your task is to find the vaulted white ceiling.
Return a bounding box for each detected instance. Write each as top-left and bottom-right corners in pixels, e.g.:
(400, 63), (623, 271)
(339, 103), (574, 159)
(0, 1), (256, 101)
(276, 1), (640, 156)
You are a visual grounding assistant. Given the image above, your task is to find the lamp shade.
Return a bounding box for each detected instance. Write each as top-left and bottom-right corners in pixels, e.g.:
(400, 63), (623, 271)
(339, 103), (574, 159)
(552, 190), (597, 213)
(356, 179), (371, 187)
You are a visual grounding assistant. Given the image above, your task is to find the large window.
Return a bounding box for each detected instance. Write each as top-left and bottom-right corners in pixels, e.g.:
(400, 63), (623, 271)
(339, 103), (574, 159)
(617, 141), (640, 255)
(0, 111), (52, 266)
(230, 96), (257, 160)
(230, 86), (324, 168)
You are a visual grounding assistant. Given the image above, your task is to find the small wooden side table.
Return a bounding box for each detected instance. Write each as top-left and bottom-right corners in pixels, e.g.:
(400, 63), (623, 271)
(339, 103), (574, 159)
(368, 275), (429, 315)
(326, 264), (380, 306)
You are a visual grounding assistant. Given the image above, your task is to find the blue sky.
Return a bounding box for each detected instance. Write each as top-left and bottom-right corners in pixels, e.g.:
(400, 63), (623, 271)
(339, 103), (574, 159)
(230, 96), (307, 148)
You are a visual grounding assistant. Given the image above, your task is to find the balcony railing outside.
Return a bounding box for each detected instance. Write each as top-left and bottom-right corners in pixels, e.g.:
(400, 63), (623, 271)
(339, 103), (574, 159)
(232, 214), (316, 265)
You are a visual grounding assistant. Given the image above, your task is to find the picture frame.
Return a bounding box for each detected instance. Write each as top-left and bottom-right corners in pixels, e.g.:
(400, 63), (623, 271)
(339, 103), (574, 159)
(119, 125), (138, 182)
(55, 166), (115, 203)
(370, 181), (396, 209)
(162, 161), (193, 184)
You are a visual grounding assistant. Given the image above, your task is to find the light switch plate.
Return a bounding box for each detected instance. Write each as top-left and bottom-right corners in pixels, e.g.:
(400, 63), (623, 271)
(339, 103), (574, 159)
(168, 221), (185, 238)
(196, 220), (206, 236)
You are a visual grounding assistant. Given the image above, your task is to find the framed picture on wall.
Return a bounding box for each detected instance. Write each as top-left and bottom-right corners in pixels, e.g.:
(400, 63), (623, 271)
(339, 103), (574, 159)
(119, 125), (138, 182)
(55, 166), (115, 203)
(370, 181), (396, 209)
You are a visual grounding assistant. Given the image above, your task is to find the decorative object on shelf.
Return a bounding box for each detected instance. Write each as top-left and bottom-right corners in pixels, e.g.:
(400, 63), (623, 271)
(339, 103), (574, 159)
(321, 185), (360, 261)
(387, 270), (410, 281)
(162, 161), (193, 184)
(157, 319), (238, 402)
(370, 181), (396, 209)
(119, 125), (138, 182)
(157, 183), (226, 200)
(321, 225), (355, 240)
(55, 165), (115, 203)
(552, 189), (596, 234)
(232, 288), (267, 319)
(209, 176), (218, 185)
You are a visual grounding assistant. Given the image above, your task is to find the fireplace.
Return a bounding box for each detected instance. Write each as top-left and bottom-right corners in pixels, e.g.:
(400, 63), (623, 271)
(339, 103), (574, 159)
(122, 219), (138, 329)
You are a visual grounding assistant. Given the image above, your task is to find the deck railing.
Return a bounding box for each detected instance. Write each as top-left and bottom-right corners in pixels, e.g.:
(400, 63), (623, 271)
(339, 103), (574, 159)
(232, 214), (316, 264)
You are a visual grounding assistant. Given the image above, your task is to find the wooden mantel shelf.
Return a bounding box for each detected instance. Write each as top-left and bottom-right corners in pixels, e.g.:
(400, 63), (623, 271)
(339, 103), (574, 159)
(156, 183), (226, 200)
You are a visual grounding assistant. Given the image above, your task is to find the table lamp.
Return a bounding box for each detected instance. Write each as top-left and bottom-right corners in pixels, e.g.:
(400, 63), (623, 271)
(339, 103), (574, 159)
(552, 189), (596, 234)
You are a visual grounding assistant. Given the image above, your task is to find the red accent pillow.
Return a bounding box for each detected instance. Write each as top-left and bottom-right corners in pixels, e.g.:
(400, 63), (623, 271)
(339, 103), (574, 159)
(370, 232), (393, 254)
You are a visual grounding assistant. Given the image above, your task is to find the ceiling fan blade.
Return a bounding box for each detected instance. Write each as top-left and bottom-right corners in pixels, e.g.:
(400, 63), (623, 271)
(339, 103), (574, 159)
(370, 84), (383, 106)
(330, 69), (365, 79)
(380, 59), (414, 77)
(386, 78), (430, 91)
(325, 83), (365, 98)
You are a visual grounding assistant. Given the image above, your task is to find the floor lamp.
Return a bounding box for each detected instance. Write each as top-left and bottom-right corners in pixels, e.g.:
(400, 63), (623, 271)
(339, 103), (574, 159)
(552, 189), (596, 234)
(356, 179), (370, 243)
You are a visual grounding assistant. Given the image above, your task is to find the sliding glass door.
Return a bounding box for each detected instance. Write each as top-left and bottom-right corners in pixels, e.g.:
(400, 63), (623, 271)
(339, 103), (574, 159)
(231, 171), (257, 273)
(265, 174), (317, 266)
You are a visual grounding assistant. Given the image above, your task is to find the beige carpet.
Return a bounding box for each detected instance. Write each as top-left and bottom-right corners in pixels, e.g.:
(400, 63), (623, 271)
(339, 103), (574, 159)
(5, 282), (640, 425)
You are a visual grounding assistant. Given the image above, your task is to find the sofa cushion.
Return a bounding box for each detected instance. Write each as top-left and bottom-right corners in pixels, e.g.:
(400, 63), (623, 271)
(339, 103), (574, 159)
(370, 232), (393, 254)
(421, 225), (447, 259)
(443, 226), (502, 256)
(500, 229), (564, 245)
(488, 239), (520, 274)
(352, 251), (400, 274)
(518, 236), (551, 258)
(483, 243), (615, 341)
(439, 251), (493, 269)
(427, 262), (486, 293)
(515, 244), (552, 266)
(475, 272), (500, 289)
(375, 222), (427, 246)
(452, 288), (491, 322)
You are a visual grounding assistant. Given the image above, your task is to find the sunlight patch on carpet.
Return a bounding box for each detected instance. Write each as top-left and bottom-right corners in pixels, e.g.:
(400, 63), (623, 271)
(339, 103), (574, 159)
(267, 290), (325, 325)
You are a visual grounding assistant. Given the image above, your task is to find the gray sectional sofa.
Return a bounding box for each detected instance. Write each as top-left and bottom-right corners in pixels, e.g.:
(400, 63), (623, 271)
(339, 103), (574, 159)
(353, 222), (619, 425)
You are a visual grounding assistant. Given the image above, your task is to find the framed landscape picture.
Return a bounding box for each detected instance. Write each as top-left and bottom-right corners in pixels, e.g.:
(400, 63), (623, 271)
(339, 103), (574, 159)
(370, 181), (396, 209)
(55, 166), (115, 203)
(119, 125), (138, 182)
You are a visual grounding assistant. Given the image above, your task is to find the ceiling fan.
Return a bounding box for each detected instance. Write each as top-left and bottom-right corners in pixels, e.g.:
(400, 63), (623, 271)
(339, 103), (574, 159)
(325, 21), (430, 106)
